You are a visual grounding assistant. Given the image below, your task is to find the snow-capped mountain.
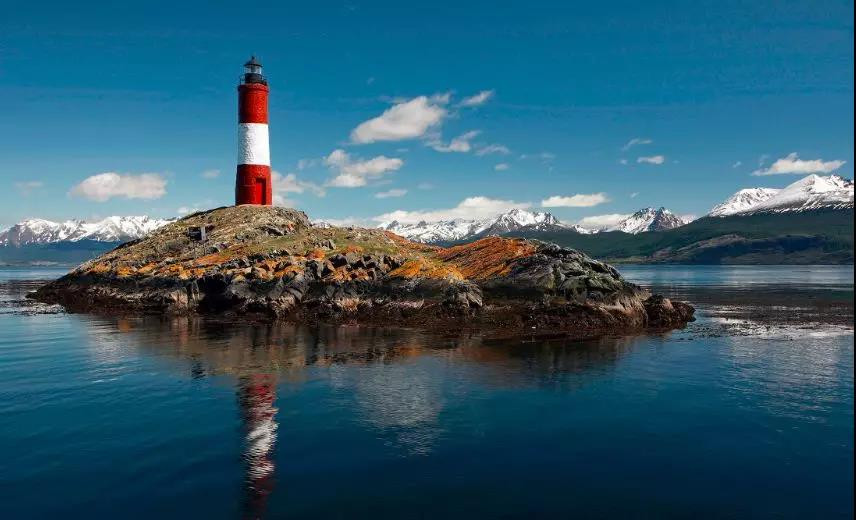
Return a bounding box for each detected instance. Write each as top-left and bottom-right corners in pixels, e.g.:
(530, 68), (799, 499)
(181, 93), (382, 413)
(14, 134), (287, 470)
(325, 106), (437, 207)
(382, 219), (486, 243)
(381, 209), (569, 243)
(568, 224), (598, 235)
(709, 175), (853, 217)
(607, 207), (686, 234)
(0, 216), (173, 247)
(477, 208), (565, 236)
(708, 188), (781, 216)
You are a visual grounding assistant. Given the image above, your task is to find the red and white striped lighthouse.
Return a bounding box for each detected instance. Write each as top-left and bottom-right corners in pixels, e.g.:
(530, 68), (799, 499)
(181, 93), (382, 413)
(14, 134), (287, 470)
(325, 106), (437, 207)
(235, 56), (272, 205)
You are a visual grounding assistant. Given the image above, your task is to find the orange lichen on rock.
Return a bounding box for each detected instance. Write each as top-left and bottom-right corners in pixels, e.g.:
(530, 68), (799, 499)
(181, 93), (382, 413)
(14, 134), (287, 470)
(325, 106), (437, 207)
(87, 263), (112, 274)
(273, 264), (303, 278)
(193, 251), (240, 267)
(137, 262), (158, 274)
(436, 237), (537, 280)
(115, 266), (136, 278)
(342, 244), (364, 254)
(388, 258), (464, 280)
(307, 249), (326, 260)
(385, 231), (439, 253)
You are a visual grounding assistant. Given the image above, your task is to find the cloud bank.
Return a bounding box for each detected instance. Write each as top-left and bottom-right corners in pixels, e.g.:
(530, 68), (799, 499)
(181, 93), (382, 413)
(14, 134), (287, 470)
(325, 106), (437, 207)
(575, 213), (630, 230)
(752, 152), (845, 176)
(541, 193), (610, 208)
(637, 155), (665, 165)
(428, 130), (481, 153)
(622, 137), (652, 151)
(69, 172), (166, 202)
(458, 90), (494, 107)
(375, 188), (408, 199)
(375, 196), (530, 224)
(350, 95), (447, 143)
(324, 149), (404, 187)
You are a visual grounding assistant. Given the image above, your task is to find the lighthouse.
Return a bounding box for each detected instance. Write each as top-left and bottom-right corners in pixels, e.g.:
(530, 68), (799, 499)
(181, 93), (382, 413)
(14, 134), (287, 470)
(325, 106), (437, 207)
(235, 56), (272, 205)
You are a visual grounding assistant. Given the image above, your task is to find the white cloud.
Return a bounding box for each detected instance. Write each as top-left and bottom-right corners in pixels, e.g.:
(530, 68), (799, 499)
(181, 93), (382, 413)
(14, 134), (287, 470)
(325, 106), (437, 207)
(272, 195), (297, 207)
(177, 205), (203, 215)
(494, 163), (510, 171)
(417, 182), (434, 190)
(458, 90), (494, 107)
(630, 192), (639, 198)
(637, 155), (665, 165)
(272, 171), (325, 197)
(541, 192), (610, 208)
(201, 169), (220, 179)
(619, 159), (629, 165)
(69, 172), (166, 202)
(751, 152), (846, 176)
(732, 161), (742, 169)
(428, 130), (480, 153)
(576, 213), (631, 230)
(350, 95), (448, 143)
(475, 144), (511, 156)
(375, 196), (531, 224)
(15, 181), (44, 195)
(314, 216), (372, 227)
(297, 158), (320, 170)
(622, 138), (653, 151)
(324, 149), (404, 188)
(375, 188), (408, 199)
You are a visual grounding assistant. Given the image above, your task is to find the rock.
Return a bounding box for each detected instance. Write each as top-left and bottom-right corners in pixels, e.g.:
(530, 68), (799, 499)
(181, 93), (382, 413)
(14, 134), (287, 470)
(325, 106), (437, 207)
(443, 282), (483, 309)
(644, 295), (696, 327)
(30, 205), (694, 337)
(262, 225), (285, 236)
(329, 254), (348, 268)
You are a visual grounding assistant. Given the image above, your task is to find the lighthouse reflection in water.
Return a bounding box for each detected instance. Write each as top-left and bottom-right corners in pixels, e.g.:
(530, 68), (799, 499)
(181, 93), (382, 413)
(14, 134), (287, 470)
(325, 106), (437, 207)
(238, 374), (277, 517)
(93, 317), (640, 517)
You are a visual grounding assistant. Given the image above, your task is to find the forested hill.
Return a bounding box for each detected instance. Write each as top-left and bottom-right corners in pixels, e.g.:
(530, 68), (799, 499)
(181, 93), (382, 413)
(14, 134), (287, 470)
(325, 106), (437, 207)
(499, 209), (854, 265)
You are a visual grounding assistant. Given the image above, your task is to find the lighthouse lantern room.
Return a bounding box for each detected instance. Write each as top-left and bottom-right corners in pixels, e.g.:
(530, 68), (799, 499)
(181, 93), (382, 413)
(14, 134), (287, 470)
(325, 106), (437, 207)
(235, 56), (272, 205)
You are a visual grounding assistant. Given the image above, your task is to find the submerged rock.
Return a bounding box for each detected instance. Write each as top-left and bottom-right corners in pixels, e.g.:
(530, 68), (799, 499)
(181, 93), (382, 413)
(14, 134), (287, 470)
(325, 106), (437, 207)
(30, 205), (694, 338)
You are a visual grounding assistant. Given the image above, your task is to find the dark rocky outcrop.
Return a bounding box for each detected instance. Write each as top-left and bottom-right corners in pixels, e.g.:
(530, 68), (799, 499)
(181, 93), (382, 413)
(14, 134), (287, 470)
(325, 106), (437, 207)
(31, 205), (694, 339)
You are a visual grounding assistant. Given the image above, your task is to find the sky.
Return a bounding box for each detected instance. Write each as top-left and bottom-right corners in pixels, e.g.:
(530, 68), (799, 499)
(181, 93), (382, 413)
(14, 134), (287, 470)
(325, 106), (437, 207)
(0, 0), (853, 230)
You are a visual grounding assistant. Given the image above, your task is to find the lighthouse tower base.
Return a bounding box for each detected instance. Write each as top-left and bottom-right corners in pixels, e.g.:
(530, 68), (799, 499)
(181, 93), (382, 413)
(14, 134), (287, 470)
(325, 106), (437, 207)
(235, 165), (272, 205)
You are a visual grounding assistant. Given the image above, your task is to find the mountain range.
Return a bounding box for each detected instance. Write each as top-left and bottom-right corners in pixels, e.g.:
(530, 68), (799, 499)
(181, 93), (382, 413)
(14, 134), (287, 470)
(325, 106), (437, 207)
(382, 207), (688, 243)
(0, 216), (173, 247)
(2, 174), (853, 264)
(383, 174), (852, 244)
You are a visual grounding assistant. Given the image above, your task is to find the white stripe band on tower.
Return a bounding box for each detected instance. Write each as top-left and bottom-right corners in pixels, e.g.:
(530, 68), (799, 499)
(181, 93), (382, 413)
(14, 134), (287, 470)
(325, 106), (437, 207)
(237, 123), (270, 166)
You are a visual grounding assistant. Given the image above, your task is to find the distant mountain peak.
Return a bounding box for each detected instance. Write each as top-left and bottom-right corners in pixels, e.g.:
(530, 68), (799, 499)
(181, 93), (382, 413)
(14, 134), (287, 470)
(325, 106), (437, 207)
(709, 188), (781, 216)
(709, 174), (853, 217)
(608, 207), (686, 234)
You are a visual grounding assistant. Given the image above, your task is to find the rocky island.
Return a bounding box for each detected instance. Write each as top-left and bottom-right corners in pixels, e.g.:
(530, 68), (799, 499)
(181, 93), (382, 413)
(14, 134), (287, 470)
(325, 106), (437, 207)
(31, 205), (694, 338)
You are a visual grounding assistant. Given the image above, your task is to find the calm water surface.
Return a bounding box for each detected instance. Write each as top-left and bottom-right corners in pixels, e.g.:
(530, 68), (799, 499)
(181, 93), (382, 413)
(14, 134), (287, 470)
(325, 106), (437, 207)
(0, 266), (852, 518)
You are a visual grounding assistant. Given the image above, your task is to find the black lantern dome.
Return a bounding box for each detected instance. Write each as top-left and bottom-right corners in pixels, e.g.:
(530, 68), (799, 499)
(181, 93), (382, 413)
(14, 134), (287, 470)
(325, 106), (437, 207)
(242, 56), (267, 85)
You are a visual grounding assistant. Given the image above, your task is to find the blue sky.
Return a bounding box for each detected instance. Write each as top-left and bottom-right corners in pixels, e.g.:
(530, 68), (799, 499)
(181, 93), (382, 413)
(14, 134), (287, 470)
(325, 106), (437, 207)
(1, 0), (853, 229)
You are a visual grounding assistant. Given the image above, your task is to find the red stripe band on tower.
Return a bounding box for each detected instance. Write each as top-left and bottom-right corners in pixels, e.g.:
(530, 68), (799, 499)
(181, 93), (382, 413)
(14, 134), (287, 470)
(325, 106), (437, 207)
(238, 83), (269, 124)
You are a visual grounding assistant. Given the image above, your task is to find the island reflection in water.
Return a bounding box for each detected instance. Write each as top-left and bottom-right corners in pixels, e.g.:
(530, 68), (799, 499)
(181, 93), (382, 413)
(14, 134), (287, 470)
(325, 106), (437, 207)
(3, 266), (851, 518)
(96, 316), (646, 518)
